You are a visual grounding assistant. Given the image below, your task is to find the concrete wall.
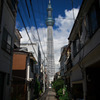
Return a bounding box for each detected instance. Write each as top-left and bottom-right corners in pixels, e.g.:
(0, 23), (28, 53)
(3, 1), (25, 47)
(70, 66), (82, 84)
(0, 1), (16, 100)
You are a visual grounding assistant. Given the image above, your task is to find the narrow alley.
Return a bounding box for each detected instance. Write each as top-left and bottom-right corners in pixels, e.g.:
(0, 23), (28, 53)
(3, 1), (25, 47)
(39, 89), (57, 100)
(0, 0), (100, 100)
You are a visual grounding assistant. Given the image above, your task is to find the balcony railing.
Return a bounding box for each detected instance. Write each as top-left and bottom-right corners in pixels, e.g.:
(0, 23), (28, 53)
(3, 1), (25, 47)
(2, 40), (13, 55)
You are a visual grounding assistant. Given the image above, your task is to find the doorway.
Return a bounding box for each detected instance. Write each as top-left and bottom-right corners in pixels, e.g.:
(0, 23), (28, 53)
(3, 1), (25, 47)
(0, 72), (4, 100)
(86, 66), (100, 100)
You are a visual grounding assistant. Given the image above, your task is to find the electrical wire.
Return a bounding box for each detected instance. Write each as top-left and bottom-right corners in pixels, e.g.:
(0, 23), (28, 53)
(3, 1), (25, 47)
(71, 0), (75, 20)
(42, 0), (46, 20)
(18, 8), (38, 59)
(13, 0), (37, 43)
(25, 0), (30, 18)
(36, 0), (47, 60)
(19, 0), (37, 41)
(30, 0), (46, 59)
(19, 0), (48, 63)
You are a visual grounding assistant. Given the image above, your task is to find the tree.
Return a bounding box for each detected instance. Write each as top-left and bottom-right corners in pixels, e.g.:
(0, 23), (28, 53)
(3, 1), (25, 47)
(52, 78), (69, 100)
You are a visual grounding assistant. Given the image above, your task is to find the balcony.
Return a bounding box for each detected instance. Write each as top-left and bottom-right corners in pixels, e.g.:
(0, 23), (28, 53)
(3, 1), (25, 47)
(2, 40), (13, 55)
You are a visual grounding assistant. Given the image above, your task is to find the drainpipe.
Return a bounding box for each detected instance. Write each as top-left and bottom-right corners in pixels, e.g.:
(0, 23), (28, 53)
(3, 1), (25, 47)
(26, 57), (30, 80)
(43, 67), (45, 93)
(83, 69), (87, 100)
(26, 56), (30, 100)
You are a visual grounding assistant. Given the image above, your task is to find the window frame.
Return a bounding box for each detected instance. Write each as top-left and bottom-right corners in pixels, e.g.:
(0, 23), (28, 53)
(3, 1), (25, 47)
(73, 39), (77, 57)
(87, 1), (100, 37)
(1, 27), (13, 55)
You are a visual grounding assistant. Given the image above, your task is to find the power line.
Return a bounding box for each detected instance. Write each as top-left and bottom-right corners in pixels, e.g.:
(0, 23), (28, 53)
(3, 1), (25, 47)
(41, 0), (48, 53)
(30, 0), (46, 59)
(72, 0), (79, 6)
(19, 0), (37, 41)
(36, 0), (45, 24)
(25, 0), (30, 18)
(18, 7), (38, 59)
(19, 0), (48, 62)
(37, 0), (47, 59)
(42, 0), (46, 20)
(55, 18), (75, 20)
(70, 0), (75, 20)
(33, 11), (46, 17)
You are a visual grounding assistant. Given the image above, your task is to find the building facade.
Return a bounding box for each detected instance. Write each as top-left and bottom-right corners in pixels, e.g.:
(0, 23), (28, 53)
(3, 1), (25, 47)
(66, 0), (100, 99)
(59, 45), (68, 79)
(54, 71), (61, 81)
(21, 43), (41, 80)
(0, 0), (18, 100)
(14, 29), (22, 48)
(12, 50), (36, 100)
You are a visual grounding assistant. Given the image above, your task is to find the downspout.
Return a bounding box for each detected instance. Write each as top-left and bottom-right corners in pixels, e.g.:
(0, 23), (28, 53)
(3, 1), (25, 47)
(26, 54), (30, 100)
(26, 56), (30, 81)
(0, 0), (4, 33)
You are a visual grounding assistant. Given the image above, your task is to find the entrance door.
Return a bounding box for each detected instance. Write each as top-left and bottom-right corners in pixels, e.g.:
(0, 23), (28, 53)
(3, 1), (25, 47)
(86, 67), (100, 100)
(0, 72), (4, 100)
(72, 83), (83, 99)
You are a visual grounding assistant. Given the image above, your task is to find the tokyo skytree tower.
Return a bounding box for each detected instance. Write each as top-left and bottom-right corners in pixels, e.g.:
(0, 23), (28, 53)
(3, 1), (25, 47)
(46, 0), (55, 82)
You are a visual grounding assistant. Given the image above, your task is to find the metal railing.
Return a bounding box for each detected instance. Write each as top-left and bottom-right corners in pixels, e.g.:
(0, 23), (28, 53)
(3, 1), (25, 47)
(2, 40), (13, 55)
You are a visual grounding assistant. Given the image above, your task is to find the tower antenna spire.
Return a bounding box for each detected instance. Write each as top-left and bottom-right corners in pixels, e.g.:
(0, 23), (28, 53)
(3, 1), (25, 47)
(49, 0), (51, 3)
(46, 0), (55, 84)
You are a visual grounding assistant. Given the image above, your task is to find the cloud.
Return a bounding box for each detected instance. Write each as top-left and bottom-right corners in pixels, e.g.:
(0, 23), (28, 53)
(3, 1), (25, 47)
(53, 8), (79, 68)
(19, 8), (79, 73)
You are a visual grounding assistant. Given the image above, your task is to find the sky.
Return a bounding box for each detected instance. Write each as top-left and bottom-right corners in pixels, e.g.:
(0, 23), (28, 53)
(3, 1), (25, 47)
(16, 0), (83, 72)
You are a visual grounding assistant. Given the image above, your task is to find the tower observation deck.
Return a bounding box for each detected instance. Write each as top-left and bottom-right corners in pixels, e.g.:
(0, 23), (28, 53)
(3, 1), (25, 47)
(46, 0), (55, 82)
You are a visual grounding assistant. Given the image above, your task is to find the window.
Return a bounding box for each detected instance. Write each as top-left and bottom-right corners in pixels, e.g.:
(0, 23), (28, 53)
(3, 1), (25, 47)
(73, 35), (80, 57)
(73, 40), (77, 57)
(88, 6), (98, 35)
(1, 28), (12, 55)
(80, 17), (89, 47)
(88, 1), (100, 37)
(80, 25), (84, 47)
(96, 0), (100, 26)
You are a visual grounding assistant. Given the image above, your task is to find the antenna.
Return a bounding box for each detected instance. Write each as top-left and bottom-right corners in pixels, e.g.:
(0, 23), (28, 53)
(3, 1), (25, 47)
(49, 0), (51, 3)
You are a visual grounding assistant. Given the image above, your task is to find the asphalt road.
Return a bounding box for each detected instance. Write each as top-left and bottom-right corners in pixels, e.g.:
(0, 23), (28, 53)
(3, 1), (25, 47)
(39, 89), (57, 100)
